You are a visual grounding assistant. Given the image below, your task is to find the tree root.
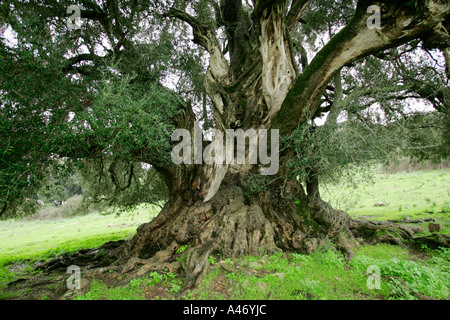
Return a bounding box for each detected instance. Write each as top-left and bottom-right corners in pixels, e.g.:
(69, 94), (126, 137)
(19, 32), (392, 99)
(32, 240), (126, 271)
(119, 242), (182, 277)
(350, 220), (416, 247)
(350, 219), (449, 249)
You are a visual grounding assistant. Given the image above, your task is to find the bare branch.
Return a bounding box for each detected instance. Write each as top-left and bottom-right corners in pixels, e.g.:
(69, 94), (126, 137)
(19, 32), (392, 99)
(286, 0), (311, 30)
(273, 0), (450, 136)
(61, 53), (102, 73)
(163, 8), (212, 50)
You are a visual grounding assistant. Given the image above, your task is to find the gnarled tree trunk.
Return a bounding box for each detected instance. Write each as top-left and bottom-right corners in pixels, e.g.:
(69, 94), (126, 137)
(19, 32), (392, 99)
(37, 0), (450, 288)
(106, 169), (358, 288)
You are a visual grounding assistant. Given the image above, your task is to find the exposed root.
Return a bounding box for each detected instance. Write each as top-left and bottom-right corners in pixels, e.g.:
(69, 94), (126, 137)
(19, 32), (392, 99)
(350, 219), (417, 246)
(120, 242), (181, 277)
(32, 240), (126, 272)
(408, 233), (450, 250)
(350, 219), (450, 250)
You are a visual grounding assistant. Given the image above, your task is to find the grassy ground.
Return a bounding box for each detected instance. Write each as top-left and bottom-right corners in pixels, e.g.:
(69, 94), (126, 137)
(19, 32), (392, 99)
(322, 169), (450, 234)
(0, 204), (158, 265)
(0, 170), (448, 300)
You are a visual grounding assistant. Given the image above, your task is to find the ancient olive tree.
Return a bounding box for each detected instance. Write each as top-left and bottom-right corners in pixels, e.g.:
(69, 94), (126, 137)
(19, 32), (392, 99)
(1, 0), (449, 286)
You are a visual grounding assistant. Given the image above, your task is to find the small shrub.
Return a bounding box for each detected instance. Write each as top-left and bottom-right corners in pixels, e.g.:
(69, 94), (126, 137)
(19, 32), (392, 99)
(208, 255), (216, 265)
(148, 272), (164, 285)
(176, 245), (188, 254)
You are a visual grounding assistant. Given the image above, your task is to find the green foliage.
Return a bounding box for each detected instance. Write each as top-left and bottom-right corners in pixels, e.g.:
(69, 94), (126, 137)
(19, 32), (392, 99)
(77, 74), (182, 164)
(0, 14), (91, 217)
(350, 245), (450, 300)
(404, 112), (449, 162)
(208, 255), (216, 265)
(39, 168), (83, 204)
(77, 158), (169, 213)
(148, 271), (165, 285)
(0, 1), (189, 218)
(241, 174), (272, 197)
(75, 270), (183, 300)
(336, 47), (449, 164)
(191, 244), (449, 300)
(75, 279), (146, 300)
(284, 117), (401, 186)
(299, 0), (356, 45)
(176, 244), (189, 254)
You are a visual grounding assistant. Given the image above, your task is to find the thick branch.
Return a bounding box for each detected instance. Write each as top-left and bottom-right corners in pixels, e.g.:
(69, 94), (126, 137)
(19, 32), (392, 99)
(12, 1), (107, 23)
(325, 69), (343, 125)
(61, 53), (104, 74)
(221, 0), (251, 77)
(164, 8), (230, 85)
(273, 0), (450, 136)
(258, 1), (296, 123)
(442, 48), (450, 80)
(286, 0), (311, 30)
(81, 8), (107, 22)
(163, 9), (210, 48)
(297, 42), (309, 72)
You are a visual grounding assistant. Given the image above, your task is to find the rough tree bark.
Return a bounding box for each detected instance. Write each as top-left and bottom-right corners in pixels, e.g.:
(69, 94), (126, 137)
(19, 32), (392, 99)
(38, 0), (450, 288)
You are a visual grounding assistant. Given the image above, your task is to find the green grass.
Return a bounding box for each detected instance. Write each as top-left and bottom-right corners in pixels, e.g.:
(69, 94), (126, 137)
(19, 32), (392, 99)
(224, 251), (373, 300)
(73, 278), (148, 300)
(350, 245), (450, 300)
(73, 271), (183, 300)
(0, 204), (159, 265)
(322, 170), (449, 225)
(0, 204), (159, 299)
(189, 244), (449, 300)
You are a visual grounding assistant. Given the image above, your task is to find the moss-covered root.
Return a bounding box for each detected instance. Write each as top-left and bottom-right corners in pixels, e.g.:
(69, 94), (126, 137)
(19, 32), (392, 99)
(349, 220), (450, 250)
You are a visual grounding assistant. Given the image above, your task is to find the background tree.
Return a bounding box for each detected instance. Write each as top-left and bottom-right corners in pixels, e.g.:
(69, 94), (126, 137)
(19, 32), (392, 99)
(1, 0), (449, 287)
